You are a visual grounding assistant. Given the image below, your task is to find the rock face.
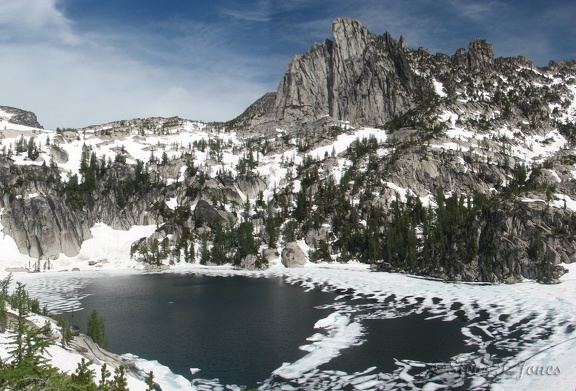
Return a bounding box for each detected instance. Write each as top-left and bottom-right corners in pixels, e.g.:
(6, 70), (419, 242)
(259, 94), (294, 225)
(1, 194), (92, 259)
(272, 18), (425, 126)
(0, 158), (164, 259)
(452, 39), (494, 68)
(233, 92), (277, 128)
(236, 175), (267, 199)
(193, 200), (227, 228)
(281, 242), (307, 268)
(0, 106), (43, 128)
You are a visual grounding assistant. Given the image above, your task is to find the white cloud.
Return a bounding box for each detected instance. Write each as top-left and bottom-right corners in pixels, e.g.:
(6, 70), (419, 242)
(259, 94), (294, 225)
(448, 0), (505, 22)
(0, 0), (78, 45)
(0, 1), (271, 128)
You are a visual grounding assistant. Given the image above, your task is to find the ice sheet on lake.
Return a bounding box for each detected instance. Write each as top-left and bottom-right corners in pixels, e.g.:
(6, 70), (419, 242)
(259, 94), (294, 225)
(272, 312), (363, 380)
(8, 263), (576, 390)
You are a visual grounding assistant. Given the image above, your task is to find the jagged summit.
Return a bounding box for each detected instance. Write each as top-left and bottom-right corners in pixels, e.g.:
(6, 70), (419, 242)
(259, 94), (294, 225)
(452, 39), (494, 68)
(271, 18), (422, 127)
(236, 18), (549, 130)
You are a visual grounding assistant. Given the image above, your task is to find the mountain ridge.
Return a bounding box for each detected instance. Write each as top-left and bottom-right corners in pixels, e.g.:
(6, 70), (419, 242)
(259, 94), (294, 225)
(1, 18), (576, 283)
(234, 17), (565, 132)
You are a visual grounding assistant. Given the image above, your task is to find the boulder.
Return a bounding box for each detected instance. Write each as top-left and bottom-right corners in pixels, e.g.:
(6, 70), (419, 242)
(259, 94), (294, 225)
(143, 263), (170, 272)
(49, 145), (69, 164)
(281, 242), (307, 268)
(240, 254), (259, 271)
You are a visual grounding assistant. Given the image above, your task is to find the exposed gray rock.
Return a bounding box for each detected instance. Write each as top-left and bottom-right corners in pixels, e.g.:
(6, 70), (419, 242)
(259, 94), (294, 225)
(236, 175), (267, 199)
(1, 195), (92, 259)
(0, 158), (165, 259)
(451, 39), (494, 69)
(281, 242), (307, 268)
(194, 200), (227, 228)
(0, 106), (43, 128)
(143, 263), (170, 272)
(272, 18), (425, 127)
(240, 254), (258, 271)
(4, 267), (28, 273)
(453, 48), (468, 67)
(49, 145), (69, 164)
(201, 177), (244, 207)
(232, 92), (277, 129)
(467, 39), (494, 68)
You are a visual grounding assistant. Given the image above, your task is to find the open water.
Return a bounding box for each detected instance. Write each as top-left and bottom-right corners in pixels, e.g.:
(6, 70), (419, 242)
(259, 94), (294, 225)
(66, 273), (471, 389)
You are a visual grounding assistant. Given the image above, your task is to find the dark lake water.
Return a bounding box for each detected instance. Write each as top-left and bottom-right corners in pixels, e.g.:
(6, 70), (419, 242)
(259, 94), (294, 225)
(65, 273), (471, 389)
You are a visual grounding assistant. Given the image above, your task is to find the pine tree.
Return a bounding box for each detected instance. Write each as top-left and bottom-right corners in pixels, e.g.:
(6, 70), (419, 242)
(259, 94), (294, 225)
(70, 358), (96, 388)
(112, 365), (129, 391)
(265, 205), (278, 248)
(57, 315), (73, 346)
(87, 309), (108, 349)
(200, 233), (210, 265)
(235, 220), (257, 262)
(146, 371), (155, 391)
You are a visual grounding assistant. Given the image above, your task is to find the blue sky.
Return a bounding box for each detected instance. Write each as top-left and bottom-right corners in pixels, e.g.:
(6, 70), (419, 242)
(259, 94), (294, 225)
(1, 0), (575, 129)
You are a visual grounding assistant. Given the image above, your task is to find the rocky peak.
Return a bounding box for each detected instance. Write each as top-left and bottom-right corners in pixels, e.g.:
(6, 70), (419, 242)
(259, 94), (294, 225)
(0, 105), (43, 129)
(399, 35), (408, 51)
(331, 18), (371, 60)
(273, 18), (423, 127)
(468, 39), (494, 68)
(452, 39), (494, 68)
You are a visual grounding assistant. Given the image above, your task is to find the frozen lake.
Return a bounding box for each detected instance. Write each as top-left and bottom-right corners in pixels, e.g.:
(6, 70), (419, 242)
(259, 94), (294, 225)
(62, 274), (471, 388)
(15, 265), (576, 390)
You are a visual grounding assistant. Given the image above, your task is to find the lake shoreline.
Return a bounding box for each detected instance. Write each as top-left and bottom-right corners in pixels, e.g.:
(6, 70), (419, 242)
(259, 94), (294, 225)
(4, 262), (576, 390)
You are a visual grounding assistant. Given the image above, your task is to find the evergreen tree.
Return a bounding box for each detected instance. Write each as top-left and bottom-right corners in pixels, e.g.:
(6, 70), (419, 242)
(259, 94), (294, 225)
(112, 365), (129, 391)
(57, 315), (73, 346)
(265, 205), (278, 248)
(87, 309), (108, 349)
(200, 233), (210, 265)
(235, 220), (257, 262)
(26, 136), (39, 160)
(146, 371), (155, 391)
(70, 358), (96, 388)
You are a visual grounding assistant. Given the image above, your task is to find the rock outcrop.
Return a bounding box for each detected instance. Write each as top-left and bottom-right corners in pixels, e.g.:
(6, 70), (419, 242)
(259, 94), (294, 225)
(1, 194), (92, 259)
(452, 39), (494, 68)
(0, 158), (164, 259)
(194, 200), (228, 228)
(240, 254), (259, 271)
(0, 106), (43, 128)
(281, 242), (307, 268)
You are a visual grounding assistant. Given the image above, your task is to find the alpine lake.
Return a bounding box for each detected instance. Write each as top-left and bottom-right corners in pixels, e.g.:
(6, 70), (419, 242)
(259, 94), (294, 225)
(63, 273), (479, 389)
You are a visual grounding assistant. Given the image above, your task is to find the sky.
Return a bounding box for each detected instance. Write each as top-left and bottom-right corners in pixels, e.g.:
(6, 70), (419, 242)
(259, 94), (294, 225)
(0, 0), (575, 129)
